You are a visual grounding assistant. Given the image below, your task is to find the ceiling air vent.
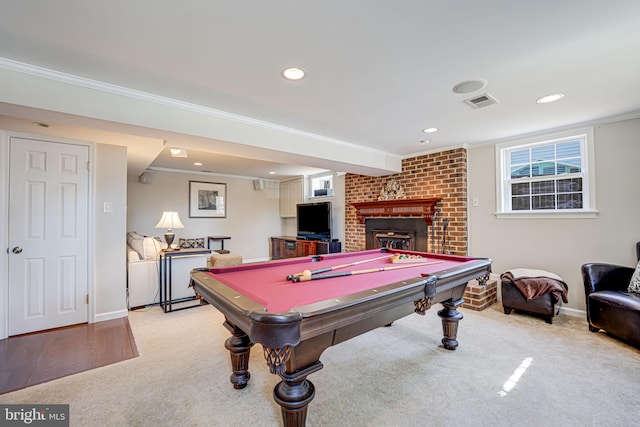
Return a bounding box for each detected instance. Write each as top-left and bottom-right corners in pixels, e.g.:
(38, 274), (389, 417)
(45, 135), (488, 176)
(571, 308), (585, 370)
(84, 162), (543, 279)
(464, 93), (498, 109)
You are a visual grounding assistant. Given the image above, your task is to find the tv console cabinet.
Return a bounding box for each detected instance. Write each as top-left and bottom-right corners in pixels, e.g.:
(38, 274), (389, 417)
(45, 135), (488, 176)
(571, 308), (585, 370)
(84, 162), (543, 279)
(271, 236), (342, 260)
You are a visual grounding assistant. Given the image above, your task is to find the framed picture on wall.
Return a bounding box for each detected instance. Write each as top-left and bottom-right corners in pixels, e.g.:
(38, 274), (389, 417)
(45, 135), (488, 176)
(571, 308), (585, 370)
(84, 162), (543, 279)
(189, 181), (226, 218)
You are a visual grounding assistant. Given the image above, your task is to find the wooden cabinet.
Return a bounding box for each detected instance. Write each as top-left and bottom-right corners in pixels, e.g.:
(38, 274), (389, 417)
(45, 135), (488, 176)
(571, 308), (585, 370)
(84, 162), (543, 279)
(279, 178), (304, 218)
(296, 240), (316, 257)
(271, 236), (341, 260)
(272, 237), (297, 259)
(271, 238), (284, 259)
(283, 240), (297, 258)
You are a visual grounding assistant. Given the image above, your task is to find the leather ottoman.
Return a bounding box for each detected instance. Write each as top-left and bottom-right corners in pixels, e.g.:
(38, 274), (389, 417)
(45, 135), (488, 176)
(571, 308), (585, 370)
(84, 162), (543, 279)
(501, 275), (562, 324)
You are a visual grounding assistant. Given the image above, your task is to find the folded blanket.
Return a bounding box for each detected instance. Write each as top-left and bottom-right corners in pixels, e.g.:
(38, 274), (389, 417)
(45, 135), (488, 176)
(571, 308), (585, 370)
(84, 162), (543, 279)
(501, 269), (569, 304)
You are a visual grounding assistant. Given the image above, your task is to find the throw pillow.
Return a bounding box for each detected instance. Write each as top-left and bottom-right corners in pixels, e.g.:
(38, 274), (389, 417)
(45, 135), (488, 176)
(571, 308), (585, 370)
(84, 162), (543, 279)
(179, 237), (205, 249)
(142, 236), (163, 259)
(628, 260), (640, 294)
(127, 231), (163, 260)
(127, 231), (145, 257)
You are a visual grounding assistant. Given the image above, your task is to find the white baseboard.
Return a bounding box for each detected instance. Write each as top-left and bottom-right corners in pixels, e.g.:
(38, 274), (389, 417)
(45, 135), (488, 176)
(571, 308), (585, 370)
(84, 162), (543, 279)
(94, 309), (128, 323)
(558, 306), (585, 318)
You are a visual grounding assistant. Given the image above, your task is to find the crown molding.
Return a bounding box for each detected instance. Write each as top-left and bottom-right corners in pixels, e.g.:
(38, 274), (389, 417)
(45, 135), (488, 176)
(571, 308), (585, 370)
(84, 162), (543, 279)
(0, 57), (398, 158)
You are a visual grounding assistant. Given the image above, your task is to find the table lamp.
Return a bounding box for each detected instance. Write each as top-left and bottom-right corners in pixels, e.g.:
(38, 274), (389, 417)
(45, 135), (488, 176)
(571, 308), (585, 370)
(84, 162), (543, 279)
(155, 211), (184, 251)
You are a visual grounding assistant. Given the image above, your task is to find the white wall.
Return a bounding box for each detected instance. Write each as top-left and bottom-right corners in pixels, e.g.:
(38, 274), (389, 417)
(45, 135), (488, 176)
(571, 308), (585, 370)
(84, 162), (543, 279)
(468, 117), (640, 313)
(94, 144), (128, 320)
(127, 171), (282, 262)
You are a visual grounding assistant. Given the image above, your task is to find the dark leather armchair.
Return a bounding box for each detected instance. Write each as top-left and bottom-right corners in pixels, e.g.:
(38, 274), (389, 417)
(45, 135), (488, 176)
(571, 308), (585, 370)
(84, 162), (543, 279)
(581, 242), (640, 348)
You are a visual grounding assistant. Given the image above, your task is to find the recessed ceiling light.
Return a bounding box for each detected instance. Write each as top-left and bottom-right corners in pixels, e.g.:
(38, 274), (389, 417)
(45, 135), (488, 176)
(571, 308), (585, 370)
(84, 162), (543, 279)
(269, 171), (277, 175)
(452, 79), (487, 94)
(420, 139), (430, 144)
(193, 162), (203, 166)
(537, 93), (565, 104)
(281, 67), (306, 80)
(422, 127), (438, 134)
(170, 148), (188, 158)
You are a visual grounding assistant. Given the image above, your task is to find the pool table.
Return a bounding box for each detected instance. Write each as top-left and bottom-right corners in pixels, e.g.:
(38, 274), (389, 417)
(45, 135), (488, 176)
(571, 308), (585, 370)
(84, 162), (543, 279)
(189, 248), (491, 427)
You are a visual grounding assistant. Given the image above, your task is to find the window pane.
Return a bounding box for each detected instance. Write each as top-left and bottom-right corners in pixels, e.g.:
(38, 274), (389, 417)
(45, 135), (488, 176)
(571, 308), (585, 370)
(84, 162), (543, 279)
(557, 178), (582, 193)
(556, 141), (581, 159)
(510, 149), (529, 165)
(531, 161), (556, 176)
(532, 195), (556, 209)
(558, 193), (583, 209)
(512, 196), (530, 210)
(557, 158), (581, 174)
(531, 145), (554, 161)
(511, 165), (530, 178)
(531, 180), (555, 194)
(511, 182), (530, 195)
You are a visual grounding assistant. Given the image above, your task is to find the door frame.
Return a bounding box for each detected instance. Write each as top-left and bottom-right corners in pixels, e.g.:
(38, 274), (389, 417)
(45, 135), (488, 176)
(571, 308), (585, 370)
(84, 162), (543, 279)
(0, 130), (96, 340)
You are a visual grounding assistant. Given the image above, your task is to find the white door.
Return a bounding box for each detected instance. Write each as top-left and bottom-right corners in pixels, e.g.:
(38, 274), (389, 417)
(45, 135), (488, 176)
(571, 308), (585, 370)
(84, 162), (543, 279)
(8, 136), (89, 336)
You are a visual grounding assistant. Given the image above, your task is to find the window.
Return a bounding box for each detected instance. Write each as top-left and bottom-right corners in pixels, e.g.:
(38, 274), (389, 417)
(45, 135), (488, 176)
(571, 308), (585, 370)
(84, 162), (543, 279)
(495, 128), (597, 218)
(310, 173), (333, 198)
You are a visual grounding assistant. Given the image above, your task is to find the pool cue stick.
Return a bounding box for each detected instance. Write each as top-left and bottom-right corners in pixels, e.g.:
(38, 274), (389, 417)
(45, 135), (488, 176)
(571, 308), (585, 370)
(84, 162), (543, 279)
(286, 254), (394, 281)
(292, 260), (444, 282)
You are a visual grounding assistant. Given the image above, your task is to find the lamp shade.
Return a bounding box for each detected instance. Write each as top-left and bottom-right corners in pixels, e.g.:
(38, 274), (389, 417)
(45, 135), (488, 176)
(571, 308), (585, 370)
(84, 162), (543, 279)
(155, 211), (185, 230)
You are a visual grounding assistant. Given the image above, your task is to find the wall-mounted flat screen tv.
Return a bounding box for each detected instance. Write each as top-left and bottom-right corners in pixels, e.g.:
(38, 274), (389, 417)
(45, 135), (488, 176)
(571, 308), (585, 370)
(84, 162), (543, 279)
(297, 202), (332, 240)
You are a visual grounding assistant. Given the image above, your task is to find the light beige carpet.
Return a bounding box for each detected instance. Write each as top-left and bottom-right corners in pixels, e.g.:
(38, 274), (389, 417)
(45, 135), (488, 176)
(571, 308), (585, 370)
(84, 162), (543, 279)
(1, 303), (638, 426)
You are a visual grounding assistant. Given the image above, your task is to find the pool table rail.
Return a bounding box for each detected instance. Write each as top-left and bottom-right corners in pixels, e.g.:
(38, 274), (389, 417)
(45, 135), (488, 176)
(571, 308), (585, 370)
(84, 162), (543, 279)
(190, 257), (491, 351)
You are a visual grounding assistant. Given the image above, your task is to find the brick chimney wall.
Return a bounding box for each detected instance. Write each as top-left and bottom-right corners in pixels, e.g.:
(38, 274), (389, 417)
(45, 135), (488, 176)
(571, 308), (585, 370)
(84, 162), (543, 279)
(345, 148), (468, 255)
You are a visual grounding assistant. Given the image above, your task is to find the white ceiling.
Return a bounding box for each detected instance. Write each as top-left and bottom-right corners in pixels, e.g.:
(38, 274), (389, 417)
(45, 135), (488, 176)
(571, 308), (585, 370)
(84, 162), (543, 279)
(1, 1), (640, 179)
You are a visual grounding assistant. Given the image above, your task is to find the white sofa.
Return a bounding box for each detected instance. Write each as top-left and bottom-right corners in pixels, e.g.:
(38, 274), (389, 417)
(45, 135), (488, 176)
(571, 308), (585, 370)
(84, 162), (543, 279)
(126, 232), (209, 309)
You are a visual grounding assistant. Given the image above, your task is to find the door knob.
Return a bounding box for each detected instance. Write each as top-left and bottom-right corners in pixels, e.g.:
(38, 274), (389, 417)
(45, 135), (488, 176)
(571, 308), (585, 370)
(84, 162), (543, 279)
(12, 247), (23, 254)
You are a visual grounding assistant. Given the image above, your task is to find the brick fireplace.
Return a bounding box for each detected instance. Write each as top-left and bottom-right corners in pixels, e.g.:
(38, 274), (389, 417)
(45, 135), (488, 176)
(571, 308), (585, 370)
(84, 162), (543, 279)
(345, 148), (468, 255)
(353, 198), (440, 252)
(366, 218), (427, 251)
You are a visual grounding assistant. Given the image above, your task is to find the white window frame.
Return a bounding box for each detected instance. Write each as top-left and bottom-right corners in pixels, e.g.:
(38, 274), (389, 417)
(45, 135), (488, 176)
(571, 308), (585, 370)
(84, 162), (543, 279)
(309, 172), (334, 198)
(495, 127), (598, 219)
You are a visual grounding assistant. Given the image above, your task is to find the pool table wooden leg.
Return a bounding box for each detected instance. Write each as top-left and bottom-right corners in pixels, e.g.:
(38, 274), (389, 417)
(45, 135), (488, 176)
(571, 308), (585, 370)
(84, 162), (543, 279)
(223, 321), (254, 389)
(273, 361), (323, 427)
(437, 298), (464, 350)
(265, 335), (329, 427)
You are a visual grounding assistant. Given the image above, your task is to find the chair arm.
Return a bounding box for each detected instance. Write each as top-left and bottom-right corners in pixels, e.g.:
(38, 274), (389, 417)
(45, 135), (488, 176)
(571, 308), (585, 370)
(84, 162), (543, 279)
(581, 263), (634, 296)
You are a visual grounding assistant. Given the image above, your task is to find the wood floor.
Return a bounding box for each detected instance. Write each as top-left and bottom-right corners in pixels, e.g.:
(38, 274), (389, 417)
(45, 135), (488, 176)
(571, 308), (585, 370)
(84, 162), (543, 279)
(0, 317), (138, 395)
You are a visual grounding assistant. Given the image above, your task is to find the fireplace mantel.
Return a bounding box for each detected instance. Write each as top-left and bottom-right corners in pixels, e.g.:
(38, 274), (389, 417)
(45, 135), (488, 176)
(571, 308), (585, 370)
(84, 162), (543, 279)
(351, 197), (442, 224)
